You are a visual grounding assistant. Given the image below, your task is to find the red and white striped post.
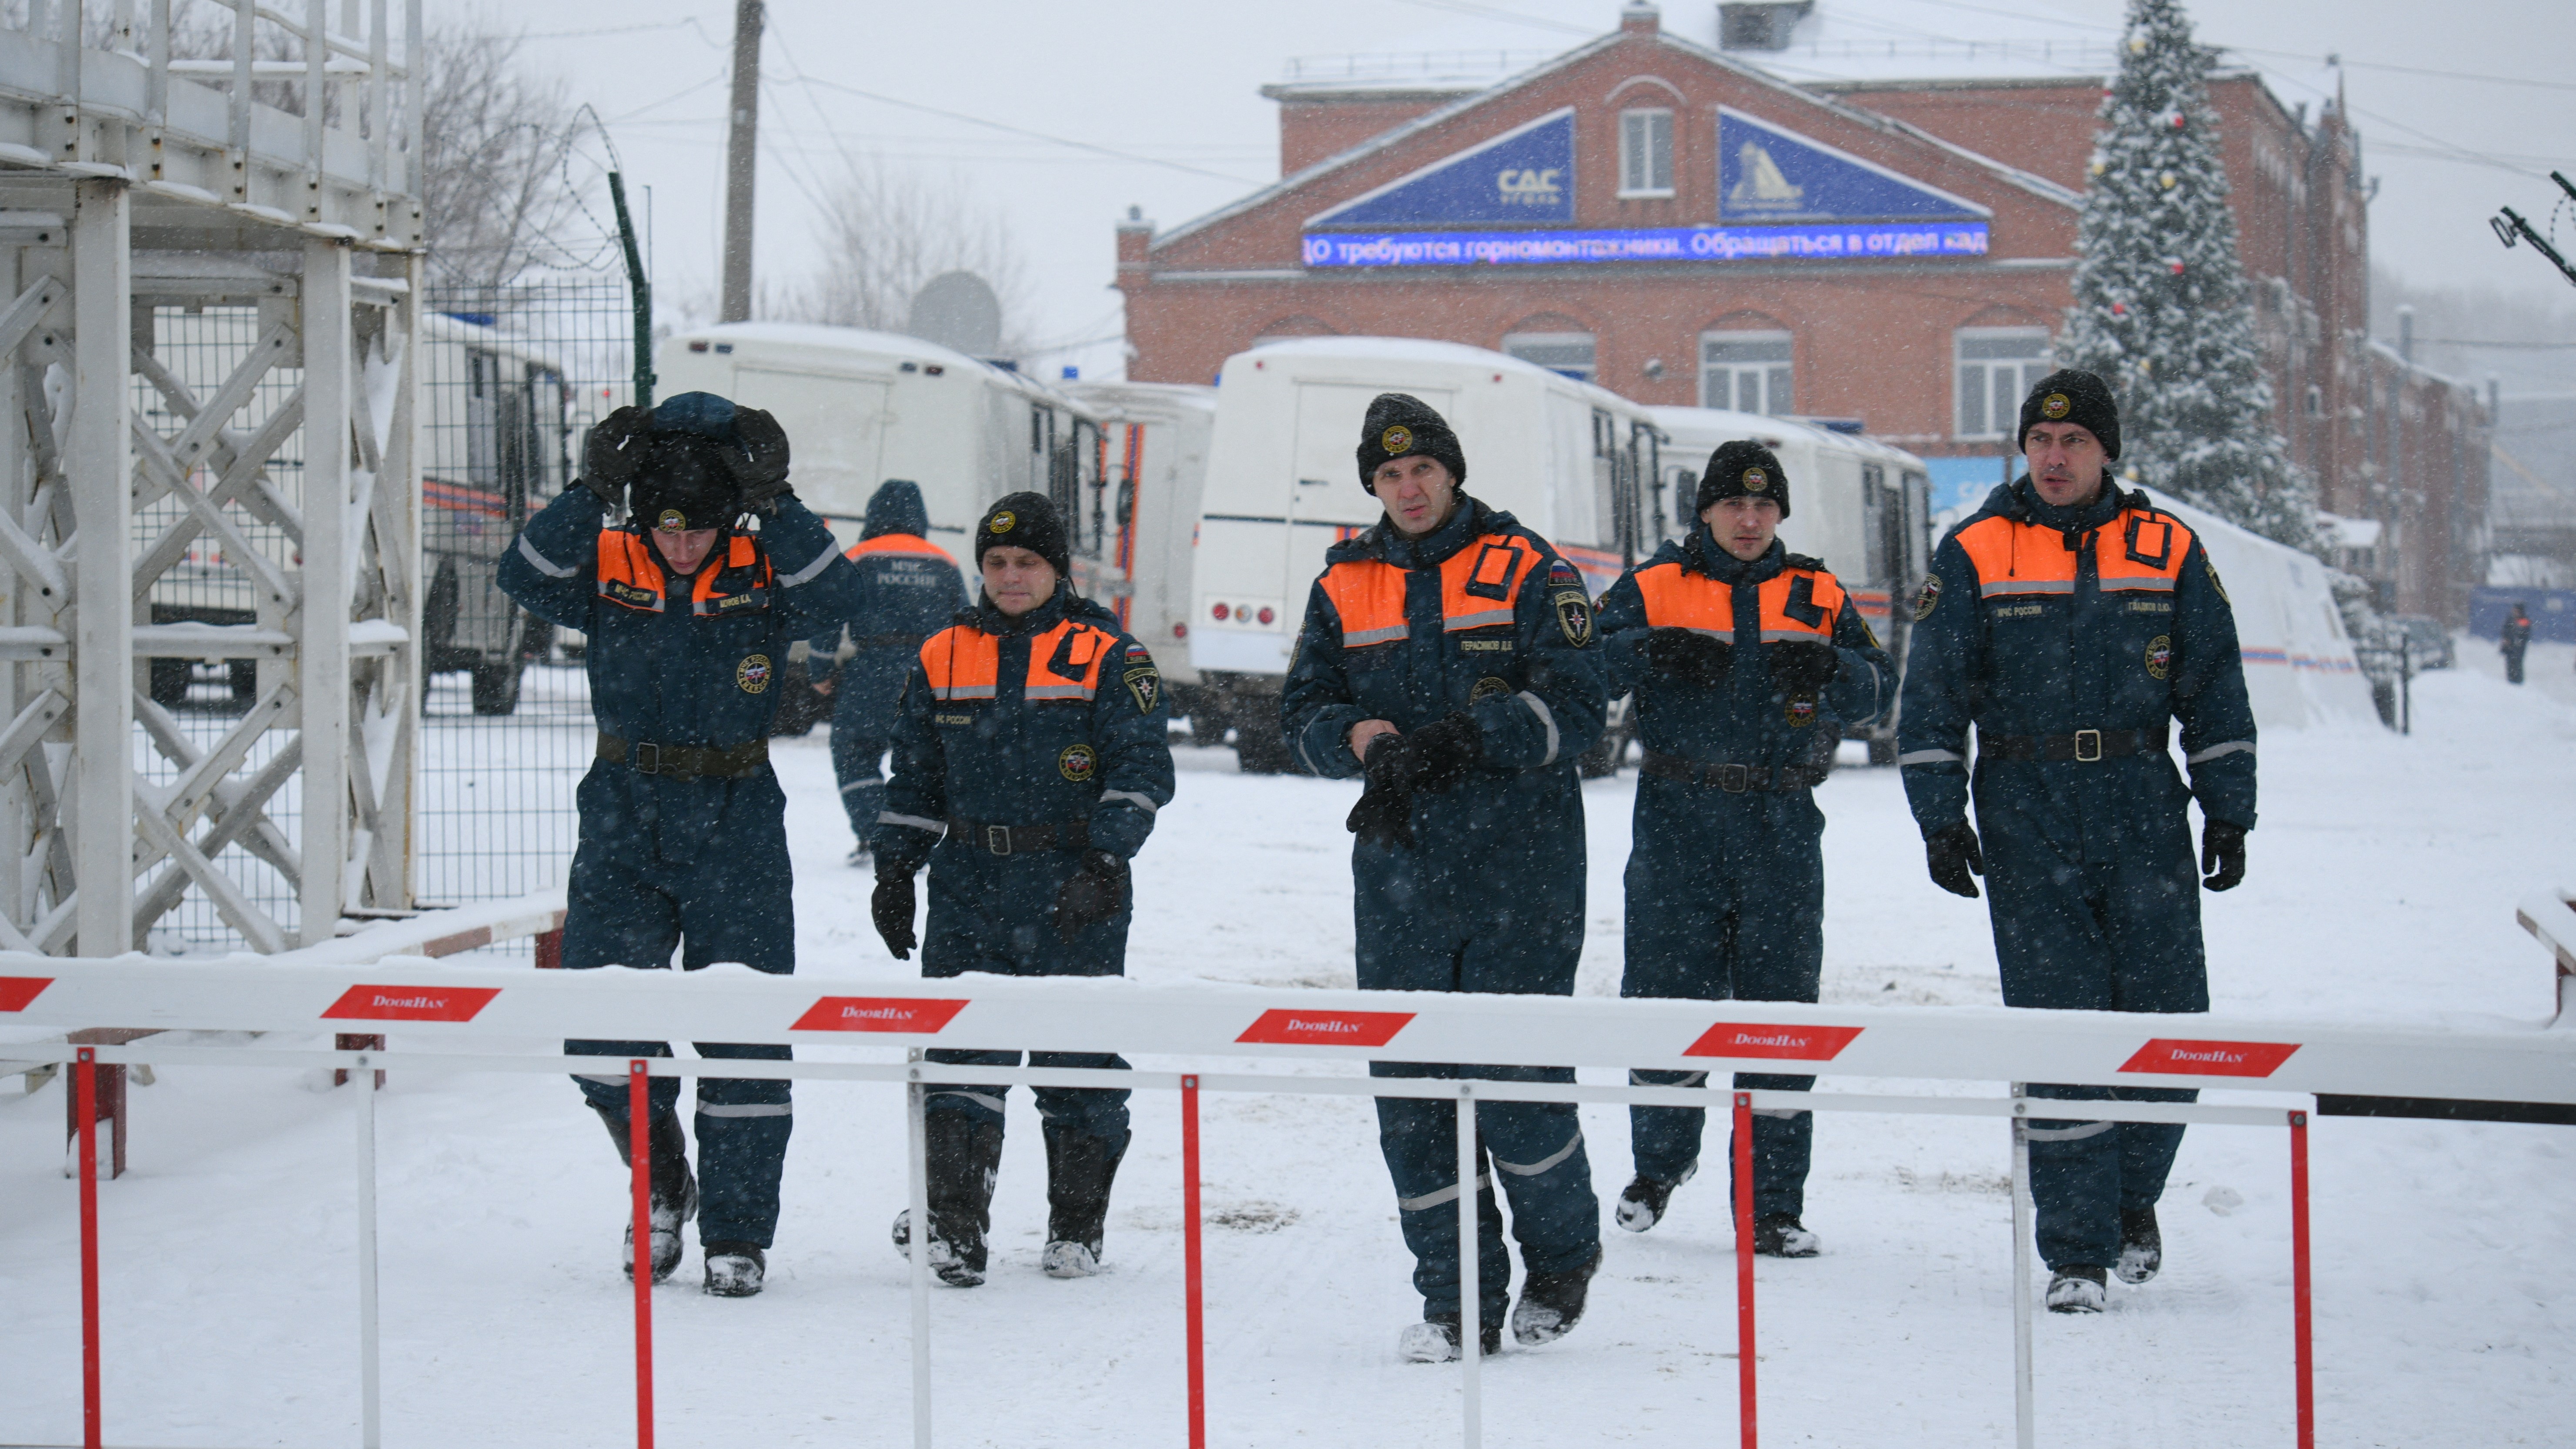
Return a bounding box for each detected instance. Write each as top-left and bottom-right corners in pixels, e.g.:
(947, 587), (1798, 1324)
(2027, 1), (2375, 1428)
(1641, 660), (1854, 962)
(76, 1047), (101, 1449)
(2290, 1109), (2314, 1449)
(628, 1060), (654, 1449)
(1181, 1074), (1206, 1449)
(1733, 1090), (1757, 1449)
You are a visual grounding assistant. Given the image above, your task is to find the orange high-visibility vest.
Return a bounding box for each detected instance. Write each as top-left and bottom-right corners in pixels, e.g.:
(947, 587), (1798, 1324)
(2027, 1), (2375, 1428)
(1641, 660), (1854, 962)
(1633, 558), (1846, 644)
(1319, 533), (1542, 648)
(920, 616), (1118, 703)
(844, 533), (955, 565)
(595, 529), (774, 616)
(1953, 504), (2193, 600)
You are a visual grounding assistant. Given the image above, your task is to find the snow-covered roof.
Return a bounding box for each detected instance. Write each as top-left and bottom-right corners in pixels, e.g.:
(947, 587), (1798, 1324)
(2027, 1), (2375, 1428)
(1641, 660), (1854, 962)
(2318, 511), (2384, 548)
(668, 321), (1098, 414)
(1231, 335), (1648, 416)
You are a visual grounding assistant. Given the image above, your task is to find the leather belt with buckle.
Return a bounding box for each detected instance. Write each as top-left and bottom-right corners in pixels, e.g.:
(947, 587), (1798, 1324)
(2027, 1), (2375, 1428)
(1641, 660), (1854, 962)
(946, 818), (1092, 857)
(1976, 725), (2168, 763)
(1639, 749), (1827, 793)
(597, 732), (770, 780)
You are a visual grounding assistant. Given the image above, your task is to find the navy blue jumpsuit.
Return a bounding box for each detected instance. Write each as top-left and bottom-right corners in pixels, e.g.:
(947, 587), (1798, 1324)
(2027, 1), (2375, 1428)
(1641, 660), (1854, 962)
(1279, 495), (1609, 1324)
(498, 486), (868, 1249)
(1596, 533), (1893, 1217)
(806, 481), (970, 842)
(1897, 479), (2256, 1272)
(873, 584), (1175, 1145)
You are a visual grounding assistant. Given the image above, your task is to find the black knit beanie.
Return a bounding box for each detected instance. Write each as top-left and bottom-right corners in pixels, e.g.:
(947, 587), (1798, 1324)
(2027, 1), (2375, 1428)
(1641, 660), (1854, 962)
(1355, 393), (1468, 492)
(2017, 368), (2122, 461)
(1696, 440), (1791, 520)
(629, 435), (741, 532)
(974, 491), (1071, 577)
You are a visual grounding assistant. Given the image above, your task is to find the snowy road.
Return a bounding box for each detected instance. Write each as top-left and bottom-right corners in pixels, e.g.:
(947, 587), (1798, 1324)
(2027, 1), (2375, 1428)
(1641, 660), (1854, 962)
(3, 648), (2572, 1446)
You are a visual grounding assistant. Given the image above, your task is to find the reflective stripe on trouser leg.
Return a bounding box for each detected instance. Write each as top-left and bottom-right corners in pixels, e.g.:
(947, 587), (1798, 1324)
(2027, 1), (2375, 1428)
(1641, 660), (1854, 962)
(2021, 1084), (2196, 1270)
(694, 1042), (793, 1249)
(1627, 1068), (1710, 1184)
(1029, 1050), (1133, 1144)
(1725, 1072), (1817, 1221)
(569, 1039), (679, 1119)
(1376, 1093), (1511, 1322)
(1485, 1108), (1600, 1276)
(923, 1048), (1018, 1129)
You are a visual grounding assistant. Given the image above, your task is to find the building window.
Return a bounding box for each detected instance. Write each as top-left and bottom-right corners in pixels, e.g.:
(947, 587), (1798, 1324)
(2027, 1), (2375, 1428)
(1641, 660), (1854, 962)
(1955, 328), (2053, 439)
(1702, 331), (1793, 414)
(1619, 109), (1674, 197)
(1504, 331), (1597, 382)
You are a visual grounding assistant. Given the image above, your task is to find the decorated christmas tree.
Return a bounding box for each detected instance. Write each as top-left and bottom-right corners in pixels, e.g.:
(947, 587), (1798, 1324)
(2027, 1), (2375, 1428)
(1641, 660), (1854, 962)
(2059, 0), (2316, 548)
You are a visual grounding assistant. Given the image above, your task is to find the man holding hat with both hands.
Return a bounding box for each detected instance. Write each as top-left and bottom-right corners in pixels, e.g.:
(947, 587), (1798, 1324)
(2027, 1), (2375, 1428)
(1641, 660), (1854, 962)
(1594, 439), (1893, 1256)
(498, 391), (873, 1298)
(1898, 368), (2256, 1314)
(1280, 394), (1610, 1363)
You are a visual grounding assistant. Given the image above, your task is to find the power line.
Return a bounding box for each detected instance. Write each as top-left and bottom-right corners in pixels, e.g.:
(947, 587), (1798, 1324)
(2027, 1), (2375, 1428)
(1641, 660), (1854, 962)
(1386, 0), (1594, 37)
(783, 74), (1261, 186)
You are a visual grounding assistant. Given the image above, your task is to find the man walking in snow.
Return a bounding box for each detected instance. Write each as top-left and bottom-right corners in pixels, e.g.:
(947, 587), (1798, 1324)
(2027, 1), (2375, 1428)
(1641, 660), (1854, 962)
(1279, 394), (1608, 1362)
(1596, 441), (1894, 1255)
(497, 393), (871, 1298)
(2500, 602), (2532, 685)
(1897, 370), (2256, 1314)
(805, 479), (969, 862)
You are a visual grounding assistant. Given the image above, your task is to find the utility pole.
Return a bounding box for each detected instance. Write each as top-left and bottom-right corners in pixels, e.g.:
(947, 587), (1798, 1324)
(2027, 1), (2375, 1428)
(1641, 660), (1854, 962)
(719, 0), (763, 323)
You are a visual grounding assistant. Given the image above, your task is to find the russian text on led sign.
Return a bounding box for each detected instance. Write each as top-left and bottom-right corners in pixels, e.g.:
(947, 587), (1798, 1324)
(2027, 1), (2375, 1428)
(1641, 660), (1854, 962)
(1301, 222), (1989, 270)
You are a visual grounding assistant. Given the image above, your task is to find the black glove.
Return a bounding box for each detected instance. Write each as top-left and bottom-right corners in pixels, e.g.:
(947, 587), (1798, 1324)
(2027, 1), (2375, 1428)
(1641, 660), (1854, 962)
(1643, 628), (1732, 684)
(720, 406), (793, 514)
(1405, 712), (1483, 795)
(871, 871), (918, 960)
(581, 404), (653, 510)
(1346, 732), (1419, 851)
(1053, 850), (1130, 941)
(1767, 640), (1842, 692)
(1925, 820), (1984, 899)
(2200, 820), (2248, 892)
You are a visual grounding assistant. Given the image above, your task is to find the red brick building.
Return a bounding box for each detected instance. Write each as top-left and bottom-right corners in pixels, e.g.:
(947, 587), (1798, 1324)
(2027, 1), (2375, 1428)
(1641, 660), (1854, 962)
(1117, 2), (2489, 618)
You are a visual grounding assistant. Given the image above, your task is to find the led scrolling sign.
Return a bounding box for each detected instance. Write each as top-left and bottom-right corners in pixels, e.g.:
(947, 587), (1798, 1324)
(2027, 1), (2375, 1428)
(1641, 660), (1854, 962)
(1301, 107), (1992, 269)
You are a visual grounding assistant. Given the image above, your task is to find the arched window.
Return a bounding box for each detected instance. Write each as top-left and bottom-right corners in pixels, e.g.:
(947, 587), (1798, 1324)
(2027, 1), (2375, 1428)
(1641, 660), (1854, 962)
(1503, 313), (1596, 381)
(1701, 328), (1792, 413)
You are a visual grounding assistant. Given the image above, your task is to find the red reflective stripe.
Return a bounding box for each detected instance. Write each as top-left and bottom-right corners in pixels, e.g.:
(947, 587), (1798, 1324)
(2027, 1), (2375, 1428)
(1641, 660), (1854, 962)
(1957, 508), (2192, 597)
(844, 533), (955, 564)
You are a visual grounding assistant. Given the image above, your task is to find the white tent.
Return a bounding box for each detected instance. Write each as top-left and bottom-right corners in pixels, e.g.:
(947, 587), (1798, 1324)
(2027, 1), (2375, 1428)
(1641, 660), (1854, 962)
(2138, 488), (2379, 732)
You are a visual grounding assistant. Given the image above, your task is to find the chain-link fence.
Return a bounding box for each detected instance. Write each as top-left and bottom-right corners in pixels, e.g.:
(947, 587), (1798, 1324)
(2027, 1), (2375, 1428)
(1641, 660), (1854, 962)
(132, 277), (632, 954)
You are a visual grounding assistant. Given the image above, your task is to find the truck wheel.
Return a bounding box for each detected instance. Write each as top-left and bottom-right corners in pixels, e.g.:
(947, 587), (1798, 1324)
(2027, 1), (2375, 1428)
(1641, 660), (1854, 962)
(147, 658), (190, 709)
(1867, 735), (1899, 766)
(469, 662), (524, 716)
(1231, 723), (1298, 775)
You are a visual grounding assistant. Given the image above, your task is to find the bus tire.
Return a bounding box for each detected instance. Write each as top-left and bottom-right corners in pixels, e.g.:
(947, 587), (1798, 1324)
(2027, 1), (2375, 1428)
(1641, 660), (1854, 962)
(1231, 722), (1297, 775)
(1866, 735), (1898, 767)
(469, 661), (524, 716)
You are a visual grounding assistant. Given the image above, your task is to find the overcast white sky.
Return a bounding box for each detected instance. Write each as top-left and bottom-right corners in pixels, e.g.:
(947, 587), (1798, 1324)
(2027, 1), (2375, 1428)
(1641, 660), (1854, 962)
(451, 0), (2576, 383)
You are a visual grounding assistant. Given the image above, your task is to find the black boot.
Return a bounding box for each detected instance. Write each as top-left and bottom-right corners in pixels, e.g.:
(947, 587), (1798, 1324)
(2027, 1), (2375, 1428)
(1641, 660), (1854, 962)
(1511, 1245), (1602, 1346)
(1753, 1213), (1822, 1258)
(1614, 1165), (1694, 1233)
(891, 1112), (1004, 1287)
(2046, 1265), (2109, 1313)
(1040, 1124), (1131, 1278)
(2116, 1205), (2162, 1284)
(703, 1241), (766, 1297)
(595, 1104), (695, 1283)
(1401, 1310), (1504, 1363)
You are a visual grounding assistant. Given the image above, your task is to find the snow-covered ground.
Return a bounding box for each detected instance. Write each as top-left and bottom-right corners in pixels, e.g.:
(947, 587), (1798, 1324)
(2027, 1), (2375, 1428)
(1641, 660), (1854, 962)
(6, 646), (2574, 1446)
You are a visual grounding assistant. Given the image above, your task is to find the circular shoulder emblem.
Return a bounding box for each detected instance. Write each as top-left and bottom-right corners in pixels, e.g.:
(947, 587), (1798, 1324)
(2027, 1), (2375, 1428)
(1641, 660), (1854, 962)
(1743, 467), (1769, 491)
(1913, 574), (1942, 621)
(1381, 424), (1413, 455)
(656, 508), (688, 531)
(1784, 693), (1818, 728)
(2144, 634), (2173, 681)
(1057, 742), (1099, 784)
(2041, 392), (2072, 420)
(1469, 675), (1510, 704)
(987, 511), (1016, 534)
(736, 654), (772, 693)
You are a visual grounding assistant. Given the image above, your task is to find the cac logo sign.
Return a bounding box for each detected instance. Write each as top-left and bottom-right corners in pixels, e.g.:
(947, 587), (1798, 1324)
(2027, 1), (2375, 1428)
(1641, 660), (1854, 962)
(1497, 167), (1562, 205)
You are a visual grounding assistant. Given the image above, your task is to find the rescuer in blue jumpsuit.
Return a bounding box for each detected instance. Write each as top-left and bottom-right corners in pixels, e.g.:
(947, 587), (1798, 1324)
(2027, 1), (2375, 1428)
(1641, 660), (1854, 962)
(804, 479), (968, 861)
(871, 491), (1175, 1288)
(1596, 441), (1894, 1255)
(1897, 370), (2256, 1314)
(1279, 394), (1609, 1363)
(498, 392), (870, 1299)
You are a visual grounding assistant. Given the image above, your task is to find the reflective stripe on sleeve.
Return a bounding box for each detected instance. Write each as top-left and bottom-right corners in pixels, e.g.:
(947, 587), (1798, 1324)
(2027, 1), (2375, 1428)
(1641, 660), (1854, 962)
(1517, 691), (1559, 766)
(1099, 788), (1159, 814)
(2186, 740), (2255, 764)
(516, 533), (578, 579)
(776, 544), (840, 588)
(1897, 749), (1964, 766)
(877, 811), (945, 834)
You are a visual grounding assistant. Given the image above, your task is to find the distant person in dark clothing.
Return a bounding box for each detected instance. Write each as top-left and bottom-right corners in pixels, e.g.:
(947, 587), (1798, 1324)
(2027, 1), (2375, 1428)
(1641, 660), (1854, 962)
(2500, 603), (2532, 685)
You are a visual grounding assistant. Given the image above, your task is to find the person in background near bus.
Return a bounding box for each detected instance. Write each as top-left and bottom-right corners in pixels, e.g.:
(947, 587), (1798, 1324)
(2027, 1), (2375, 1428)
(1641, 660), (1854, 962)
(805, 480), (970, 863)
(871, 491), (1174, 1287)
(497, 392), (870, 1299)
(1897, 370), (2256, 1314)
(2500, 601), (2533, 685)
(1596, 441), (1894, 1256)
(1279, 394), (1609, 1364)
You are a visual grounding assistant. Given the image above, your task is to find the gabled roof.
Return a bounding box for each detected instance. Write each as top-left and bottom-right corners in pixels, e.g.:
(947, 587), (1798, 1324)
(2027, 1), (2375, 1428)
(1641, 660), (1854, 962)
(1151, 23), (2076, 257)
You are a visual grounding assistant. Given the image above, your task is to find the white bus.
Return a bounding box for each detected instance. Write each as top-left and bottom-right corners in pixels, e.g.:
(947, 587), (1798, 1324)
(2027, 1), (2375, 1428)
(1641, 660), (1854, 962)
(1189, 337), (1660, 773)
(1647, 406), (1933, 762)
(1062, 381), (1218, 698)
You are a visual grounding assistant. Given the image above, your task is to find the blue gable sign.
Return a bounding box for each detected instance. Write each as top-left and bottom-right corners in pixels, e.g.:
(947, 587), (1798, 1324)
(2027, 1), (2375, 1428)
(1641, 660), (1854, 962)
(1717, 108), (1988, 224)
(1308, 109), (1575, 230)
